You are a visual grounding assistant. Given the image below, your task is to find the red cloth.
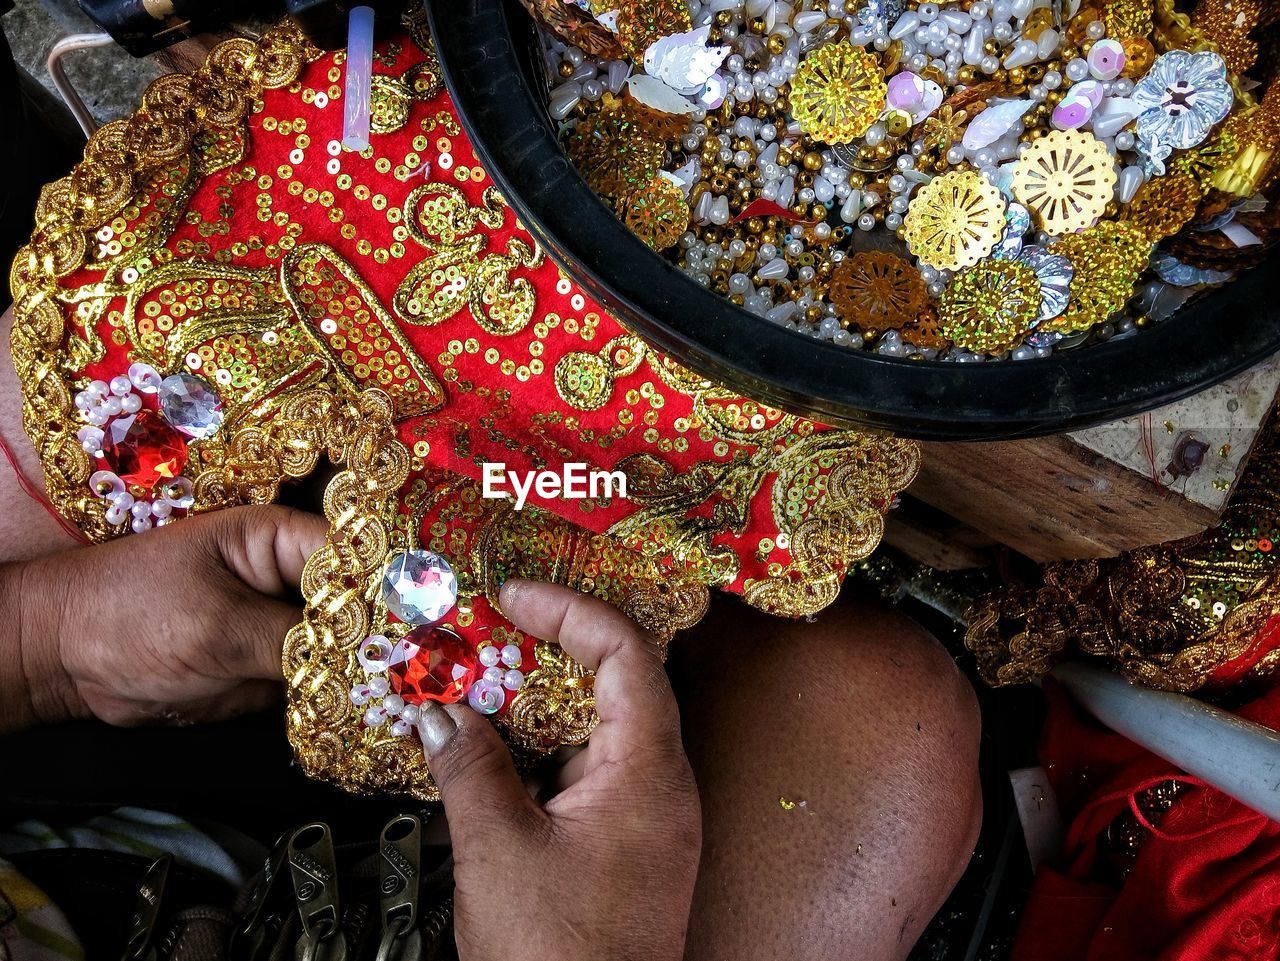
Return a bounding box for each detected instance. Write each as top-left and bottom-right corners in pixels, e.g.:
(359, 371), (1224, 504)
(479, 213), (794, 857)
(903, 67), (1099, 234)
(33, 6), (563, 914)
(1012, 680), (1280, 961)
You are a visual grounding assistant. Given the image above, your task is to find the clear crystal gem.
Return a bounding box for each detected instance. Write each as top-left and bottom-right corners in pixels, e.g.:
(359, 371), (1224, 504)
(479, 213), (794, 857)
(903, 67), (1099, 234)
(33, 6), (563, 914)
(380, 550), (457, 625)
(158, 374), (224, 440)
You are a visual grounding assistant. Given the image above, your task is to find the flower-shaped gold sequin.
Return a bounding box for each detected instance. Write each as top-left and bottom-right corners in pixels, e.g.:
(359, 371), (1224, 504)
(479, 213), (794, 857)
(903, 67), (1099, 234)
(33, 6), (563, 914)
(829, 251), (927, 331)
(902, 170), (1007, 272)
(1046, 221), (1151, 334)
(623, 176), (690, 251)
(789, 42), (887, 144)
(616, 0), (693, 60)
(899, 306), (948, 350)
(939, 259), (1041, 354)
(1011, 130), (1117, 236)
(1122, 171), (1205, 241)
(1172, 128), (1240, 187)
(921, 105), (968, 155)
(565, 113), (664, 199)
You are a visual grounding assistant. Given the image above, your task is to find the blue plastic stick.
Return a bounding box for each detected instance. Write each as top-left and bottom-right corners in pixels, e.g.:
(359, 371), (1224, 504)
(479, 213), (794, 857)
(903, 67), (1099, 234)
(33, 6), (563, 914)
(343, 6), (376, 152)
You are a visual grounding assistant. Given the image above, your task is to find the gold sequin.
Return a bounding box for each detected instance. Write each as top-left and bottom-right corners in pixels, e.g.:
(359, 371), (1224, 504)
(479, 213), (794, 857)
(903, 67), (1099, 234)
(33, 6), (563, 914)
(789, 42), (887, 144)
(1011, 130), (1117, 236)
(902, 170), (1007, 272)
(939, 260), (1041, 354)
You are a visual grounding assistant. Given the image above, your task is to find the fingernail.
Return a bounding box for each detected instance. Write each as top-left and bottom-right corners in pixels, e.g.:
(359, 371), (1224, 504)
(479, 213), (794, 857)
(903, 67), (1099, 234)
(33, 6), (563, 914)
(417, 701), (457, 754)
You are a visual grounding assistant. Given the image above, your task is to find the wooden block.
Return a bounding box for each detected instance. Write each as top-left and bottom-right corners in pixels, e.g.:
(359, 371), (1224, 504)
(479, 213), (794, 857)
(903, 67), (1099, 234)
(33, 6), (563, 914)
(909, 355), (1280, 563)
(884, 497), (996, 571)
(912, 436), (1219, 563)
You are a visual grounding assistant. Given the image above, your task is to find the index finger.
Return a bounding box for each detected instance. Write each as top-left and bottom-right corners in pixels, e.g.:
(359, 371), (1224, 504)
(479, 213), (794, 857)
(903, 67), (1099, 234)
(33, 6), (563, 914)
(498, 580), (682, 760)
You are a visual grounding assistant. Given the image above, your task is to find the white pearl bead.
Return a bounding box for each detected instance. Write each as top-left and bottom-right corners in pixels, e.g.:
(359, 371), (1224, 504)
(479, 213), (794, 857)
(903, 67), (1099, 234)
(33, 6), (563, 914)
(399, 704), (420, 724)
(502, 669), (525, 691)
(121, 394), (142, 413)
(363, 706), (388, 727)
(110, 376), (133, 397)
(105, 504), (128, 526)
(479, 645), (501, 668)
(131, 516), (152, 534)
(368, 676), (390, 698)
(383, 694), (405, 716)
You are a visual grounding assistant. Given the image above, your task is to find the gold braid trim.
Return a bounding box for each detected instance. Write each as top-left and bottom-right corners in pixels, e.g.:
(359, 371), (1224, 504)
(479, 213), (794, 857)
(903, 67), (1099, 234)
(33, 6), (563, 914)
(8, 21), (320, 542)
(967, 429), (1280, 692)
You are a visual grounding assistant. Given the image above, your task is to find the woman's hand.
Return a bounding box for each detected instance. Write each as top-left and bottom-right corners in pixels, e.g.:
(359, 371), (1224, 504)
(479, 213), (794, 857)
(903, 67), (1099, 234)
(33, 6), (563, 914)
(2, 505), (327, 731)
(419, 580), (702, 961)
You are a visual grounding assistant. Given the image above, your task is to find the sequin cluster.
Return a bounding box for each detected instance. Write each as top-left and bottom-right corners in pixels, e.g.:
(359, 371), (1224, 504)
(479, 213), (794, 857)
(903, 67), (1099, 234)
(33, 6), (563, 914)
(75, 364), (223, 533)
(351, 547), (529, 733)
(538, 0), (1280, 360)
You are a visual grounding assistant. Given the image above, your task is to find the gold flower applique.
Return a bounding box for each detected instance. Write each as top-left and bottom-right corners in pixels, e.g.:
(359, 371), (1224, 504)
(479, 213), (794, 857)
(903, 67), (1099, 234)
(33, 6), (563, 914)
(921, 105), (968, 154)
(622, 176), (691, 251)
(790, 41), (887, 144)
(565, 112), (665, 199)
(902, 169), (1007, 271)
(939, 260), (1041, 355)
(829, 251), (927, 332)
(1122, 171), (1205, 241)
(616, 0), (693, 59)
(1011, 130), (1118, 236)
(1048, 221), (1152, 334)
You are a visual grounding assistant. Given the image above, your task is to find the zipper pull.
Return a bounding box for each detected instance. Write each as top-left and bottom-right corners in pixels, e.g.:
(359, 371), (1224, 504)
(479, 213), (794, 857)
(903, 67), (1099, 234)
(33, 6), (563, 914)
(374, 815), (422, 961)
(229, 831), (292, 961)
(288, 824), (346, 961)
(120, 855), (172, 961)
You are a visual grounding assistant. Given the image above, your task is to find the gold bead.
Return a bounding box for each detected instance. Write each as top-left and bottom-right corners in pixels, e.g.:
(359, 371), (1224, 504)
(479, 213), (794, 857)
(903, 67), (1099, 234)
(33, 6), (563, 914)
(805, 305), (824, 324)
(767, 33), (787, 55)
(748, 15), (768, 33)
(558, 61), (575, 78)
(885, 108), (912, 138)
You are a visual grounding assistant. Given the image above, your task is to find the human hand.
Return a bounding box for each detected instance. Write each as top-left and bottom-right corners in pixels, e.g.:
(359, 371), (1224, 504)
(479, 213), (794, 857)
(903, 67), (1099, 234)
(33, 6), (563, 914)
(418, 581), (702, 961)
(4, 505), (326, 730)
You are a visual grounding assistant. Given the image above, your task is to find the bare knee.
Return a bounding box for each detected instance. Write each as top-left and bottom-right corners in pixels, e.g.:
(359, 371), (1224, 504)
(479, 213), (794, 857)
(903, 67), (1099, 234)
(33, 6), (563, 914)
(672, 595), (982, 961)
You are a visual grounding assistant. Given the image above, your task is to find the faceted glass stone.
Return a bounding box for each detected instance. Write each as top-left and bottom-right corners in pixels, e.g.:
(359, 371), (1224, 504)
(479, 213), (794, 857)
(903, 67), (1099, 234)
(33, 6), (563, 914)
(103, 410), (189, 488)
(388, 627), (479, 705)
(381, 550), (457, 625)
(158, 374), (224, 440)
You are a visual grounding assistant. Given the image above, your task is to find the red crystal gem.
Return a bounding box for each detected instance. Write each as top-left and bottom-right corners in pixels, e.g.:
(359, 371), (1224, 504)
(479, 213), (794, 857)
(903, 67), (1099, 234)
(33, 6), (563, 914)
(103, 410), (189, 488)
(388, 627), (479, 705)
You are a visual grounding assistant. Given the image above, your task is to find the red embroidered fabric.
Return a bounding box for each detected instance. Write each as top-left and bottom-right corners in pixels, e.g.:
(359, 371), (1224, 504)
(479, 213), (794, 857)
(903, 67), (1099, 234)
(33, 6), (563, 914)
(1012, 680), (1280, 961)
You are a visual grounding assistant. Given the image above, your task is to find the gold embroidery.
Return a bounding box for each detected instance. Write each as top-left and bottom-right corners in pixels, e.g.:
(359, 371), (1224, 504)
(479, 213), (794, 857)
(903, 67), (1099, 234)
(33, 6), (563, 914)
(611, 432), (920, 612)
(286, 386), (712, 795)
(9, 20), (318, 541)
(370, 60), (443, 135)
(394, 183), (545, 335)
(967, 431), (1280, 691)
(554, 335), (646, 411)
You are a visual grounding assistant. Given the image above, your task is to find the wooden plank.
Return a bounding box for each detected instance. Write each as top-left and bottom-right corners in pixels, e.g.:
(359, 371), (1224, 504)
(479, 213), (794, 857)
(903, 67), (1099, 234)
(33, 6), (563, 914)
(912, 435), (1221, 563)
(883, 507), (995, 571)
(909, 355), (1280, 563)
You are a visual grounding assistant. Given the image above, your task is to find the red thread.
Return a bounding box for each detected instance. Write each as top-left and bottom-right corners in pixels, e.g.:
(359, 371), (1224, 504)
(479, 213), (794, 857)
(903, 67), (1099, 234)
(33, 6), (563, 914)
(0, 431), (91, 544)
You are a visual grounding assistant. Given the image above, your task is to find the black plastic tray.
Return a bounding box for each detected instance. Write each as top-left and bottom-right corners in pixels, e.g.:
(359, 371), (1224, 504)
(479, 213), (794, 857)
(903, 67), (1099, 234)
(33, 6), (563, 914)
(428, 0), (1280, 440)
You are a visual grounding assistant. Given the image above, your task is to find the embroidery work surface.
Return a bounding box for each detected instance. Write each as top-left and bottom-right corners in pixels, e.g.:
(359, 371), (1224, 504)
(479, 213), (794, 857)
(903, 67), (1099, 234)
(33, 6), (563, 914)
(966, 424), (1280, 694)
(8, 17), (919, 798)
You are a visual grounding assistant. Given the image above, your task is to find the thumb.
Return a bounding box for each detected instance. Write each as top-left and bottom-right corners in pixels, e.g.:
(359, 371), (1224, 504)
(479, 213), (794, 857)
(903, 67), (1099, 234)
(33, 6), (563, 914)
(418, 701), (544, 844)
(207, 505), (328, 597)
